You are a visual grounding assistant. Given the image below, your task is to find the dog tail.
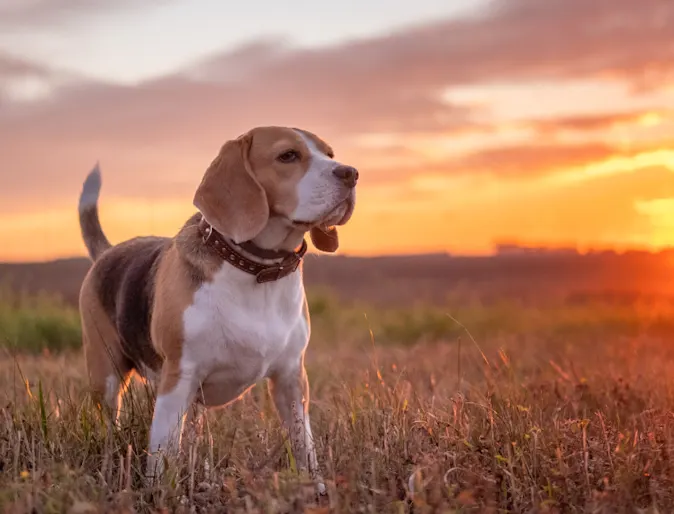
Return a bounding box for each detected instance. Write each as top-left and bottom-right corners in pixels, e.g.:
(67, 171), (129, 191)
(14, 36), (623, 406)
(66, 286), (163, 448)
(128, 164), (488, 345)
(78, 162), (112, 261)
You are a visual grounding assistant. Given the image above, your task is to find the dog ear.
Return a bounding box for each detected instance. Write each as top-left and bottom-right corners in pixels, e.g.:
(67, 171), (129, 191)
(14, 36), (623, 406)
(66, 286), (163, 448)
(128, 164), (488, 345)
(310, 226), (339, 253)
(193, 133), (269, 243)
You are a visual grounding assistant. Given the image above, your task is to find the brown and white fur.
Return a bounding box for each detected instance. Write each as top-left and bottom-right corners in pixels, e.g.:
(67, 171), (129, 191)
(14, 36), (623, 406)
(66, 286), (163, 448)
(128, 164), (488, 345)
(77, 126), (357, 493)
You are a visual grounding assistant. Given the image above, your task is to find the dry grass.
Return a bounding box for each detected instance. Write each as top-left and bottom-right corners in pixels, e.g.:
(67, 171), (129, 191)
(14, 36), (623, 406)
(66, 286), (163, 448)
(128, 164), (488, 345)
(1, 291), (674, 512)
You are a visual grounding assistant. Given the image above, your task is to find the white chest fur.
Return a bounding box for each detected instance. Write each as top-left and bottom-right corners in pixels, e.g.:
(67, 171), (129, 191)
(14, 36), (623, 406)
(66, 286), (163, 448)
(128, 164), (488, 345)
(181, 263), (309, 407)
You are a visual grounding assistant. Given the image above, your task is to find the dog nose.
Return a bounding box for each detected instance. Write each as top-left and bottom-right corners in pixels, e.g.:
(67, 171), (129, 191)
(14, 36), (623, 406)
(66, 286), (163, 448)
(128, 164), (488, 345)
(332, 165), (359, 188)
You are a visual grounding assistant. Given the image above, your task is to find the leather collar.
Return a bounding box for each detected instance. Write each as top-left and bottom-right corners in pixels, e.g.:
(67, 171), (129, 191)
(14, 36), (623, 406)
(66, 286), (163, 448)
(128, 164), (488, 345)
(197, 216), (307, 283)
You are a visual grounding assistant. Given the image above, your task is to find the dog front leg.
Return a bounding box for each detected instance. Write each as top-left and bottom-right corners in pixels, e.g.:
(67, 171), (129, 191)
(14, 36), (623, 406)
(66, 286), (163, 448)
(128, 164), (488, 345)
(145, 363), (198, 483)
(268, 359), (325, 494)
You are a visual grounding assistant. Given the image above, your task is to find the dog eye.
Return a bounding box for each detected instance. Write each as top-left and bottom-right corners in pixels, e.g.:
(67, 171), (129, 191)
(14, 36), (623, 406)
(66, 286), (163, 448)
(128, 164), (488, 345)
(277, 150), (300, 163)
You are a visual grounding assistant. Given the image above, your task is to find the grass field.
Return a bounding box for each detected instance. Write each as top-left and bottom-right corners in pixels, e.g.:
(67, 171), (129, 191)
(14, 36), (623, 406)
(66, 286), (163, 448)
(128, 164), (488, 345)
(1, 287), (674, 513)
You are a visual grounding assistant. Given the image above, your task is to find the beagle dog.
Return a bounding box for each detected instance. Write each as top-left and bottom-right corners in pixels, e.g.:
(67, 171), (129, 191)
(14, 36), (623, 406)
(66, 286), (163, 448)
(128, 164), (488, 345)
(76, 126), (357, 492)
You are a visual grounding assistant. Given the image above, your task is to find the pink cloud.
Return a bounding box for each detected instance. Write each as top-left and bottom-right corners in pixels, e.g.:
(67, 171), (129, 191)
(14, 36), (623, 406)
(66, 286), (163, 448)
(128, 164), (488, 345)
(0, 0), (168, 26)
(0, 0), (671, 204)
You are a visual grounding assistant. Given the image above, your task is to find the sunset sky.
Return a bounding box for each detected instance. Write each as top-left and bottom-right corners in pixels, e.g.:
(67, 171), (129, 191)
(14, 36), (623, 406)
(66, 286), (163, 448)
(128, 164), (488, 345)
(1, 0), (673, 261)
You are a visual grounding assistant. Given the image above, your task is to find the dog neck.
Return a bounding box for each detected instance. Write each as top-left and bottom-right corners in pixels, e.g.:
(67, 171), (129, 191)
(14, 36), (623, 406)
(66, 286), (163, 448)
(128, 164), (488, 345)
(249, 216), (307, 255)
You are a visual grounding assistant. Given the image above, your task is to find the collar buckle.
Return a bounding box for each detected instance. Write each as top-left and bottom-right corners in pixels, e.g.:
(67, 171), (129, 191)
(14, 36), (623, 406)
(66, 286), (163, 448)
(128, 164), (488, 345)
(256, 263), (286, 283)
(202, 224), (215, 245)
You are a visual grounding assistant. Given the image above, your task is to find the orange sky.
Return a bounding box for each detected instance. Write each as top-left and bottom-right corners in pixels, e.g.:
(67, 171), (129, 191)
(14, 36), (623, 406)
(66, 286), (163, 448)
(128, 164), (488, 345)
(0, 0), (673, 261)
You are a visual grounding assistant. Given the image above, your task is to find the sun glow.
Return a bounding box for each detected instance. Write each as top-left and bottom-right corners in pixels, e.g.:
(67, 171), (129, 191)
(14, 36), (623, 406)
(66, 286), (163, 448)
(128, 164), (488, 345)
(635, 198), (674, 249)
(638, 112), (664, 127)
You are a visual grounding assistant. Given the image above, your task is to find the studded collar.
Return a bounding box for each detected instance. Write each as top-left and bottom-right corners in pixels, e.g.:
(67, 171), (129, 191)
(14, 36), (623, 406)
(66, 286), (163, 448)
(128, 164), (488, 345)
(197, 216), (307, 283)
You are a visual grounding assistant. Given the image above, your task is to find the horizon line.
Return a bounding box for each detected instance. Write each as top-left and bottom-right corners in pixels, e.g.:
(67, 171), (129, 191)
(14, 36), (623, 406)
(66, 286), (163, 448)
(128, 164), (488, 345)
(2, 244), (674, 266)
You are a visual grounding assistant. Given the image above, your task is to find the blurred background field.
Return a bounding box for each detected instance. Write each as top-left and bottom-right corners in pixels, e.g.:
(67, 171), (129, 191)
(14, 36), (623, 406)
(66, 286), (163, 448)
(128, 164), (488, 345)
(4, 251), (674, 352)
(1, 252), (674, 512)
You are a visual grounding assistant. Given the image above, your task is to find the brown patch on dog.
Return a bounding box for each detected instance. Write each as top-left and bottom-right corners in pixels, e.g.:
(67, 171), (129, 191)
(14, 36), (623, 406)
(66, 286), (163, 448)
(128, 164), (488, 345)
(79, 270), (133, 415)
(193, 133), (268, 244)
(150, 223), (216, 393)
(246, 127), (314, 219)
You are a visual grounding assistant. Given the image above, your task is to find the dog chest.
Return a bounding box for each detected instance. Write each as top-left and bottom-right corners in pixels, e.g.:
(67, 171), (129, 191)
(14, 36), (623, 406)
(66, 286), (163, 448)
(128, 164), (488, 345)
(181, 266), (307, 384)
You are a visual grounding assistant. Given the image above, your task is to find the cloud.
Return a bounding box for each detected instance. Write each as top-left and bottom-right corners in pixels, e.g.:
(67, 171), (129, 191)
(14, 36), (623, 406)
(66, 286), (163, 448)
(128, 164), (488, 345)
(0, 50), (91, 107)
(0, 0), (169, 26)
(365, 142), (651, 184)
(526, 110), (671, 135)
(0, 52), (58, 105)
(0, 0), (671, 207)
(0, 52), (48, 80)
(453, 142), (618, 177)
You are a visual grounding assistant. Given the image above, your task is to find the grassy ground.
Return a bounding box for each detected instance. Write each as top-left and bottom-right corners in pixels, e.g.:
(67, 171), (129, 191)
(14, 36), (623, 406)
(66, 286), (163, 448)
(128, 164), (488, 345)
(1, 290), (674, 512)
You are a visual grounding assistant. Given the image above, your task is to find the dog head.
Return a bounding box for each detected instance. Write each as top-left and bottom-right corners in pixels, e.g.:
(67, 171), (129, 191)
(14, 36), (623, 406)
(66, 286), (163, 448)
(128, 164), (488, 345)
(193, 126), (357, 253)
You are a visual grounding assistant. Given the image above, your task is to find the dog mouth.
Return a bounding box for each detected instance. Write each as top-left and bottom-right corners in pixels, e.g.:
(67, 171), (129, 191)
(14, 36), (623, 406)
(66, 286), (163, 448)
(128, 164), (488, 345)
(320, 196), (353, 227)
(292, 192), (355, 229)
(333, 195), (355, 226)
